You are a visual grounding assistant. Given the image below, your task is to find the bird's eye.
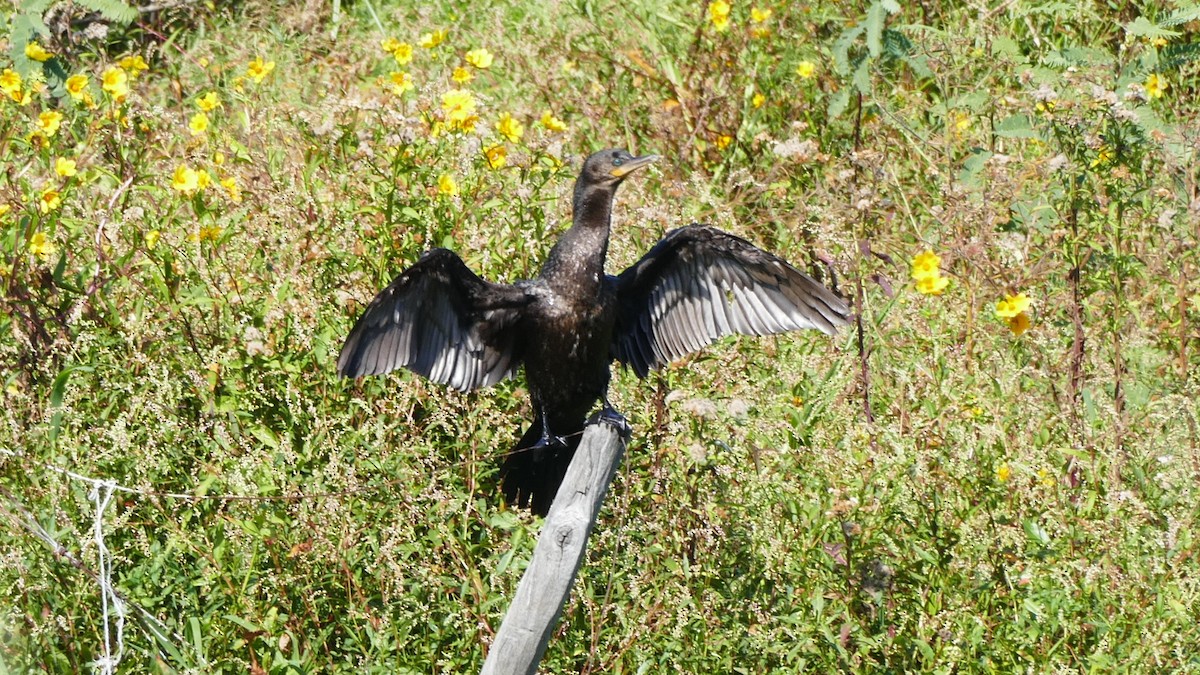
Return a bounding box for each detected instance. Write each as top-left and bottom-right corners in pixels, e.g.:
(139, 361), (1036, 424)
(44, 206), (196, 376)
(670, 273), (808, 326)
(612, 155), (624, 166)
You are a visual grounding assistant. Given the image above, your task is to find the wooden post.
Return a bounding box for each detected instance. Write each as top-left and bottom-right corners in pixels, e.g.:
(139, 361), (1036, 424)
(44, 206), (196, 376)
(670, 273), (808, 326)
(481, 418), (629, 675)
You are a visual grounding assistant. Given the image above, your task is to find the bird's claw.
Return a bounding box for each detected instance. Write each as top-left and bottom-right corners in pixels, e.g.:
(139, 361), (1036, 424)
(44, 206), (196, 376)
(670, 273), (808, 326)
(590, 406), (631, 438)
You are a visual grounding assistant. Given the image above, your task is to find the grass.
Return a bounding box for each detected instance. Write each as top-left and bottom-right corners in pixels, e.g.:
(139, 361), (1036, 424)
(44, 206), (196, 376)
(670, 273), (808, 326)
(2, 0), (1199, 671)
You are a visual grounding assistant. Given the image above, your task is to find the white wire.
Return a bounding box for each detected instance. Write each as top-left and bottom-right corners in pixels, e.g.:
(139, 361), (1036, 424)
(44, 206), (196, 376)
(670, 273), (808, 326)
(89, 480), (125, 675)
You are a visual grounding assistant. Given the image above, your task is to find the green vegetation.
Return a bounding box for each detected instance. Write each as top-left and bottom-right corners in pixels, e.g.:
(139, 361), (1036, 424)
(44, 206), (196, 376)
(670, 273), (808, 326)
(2, 0), (1199, 671)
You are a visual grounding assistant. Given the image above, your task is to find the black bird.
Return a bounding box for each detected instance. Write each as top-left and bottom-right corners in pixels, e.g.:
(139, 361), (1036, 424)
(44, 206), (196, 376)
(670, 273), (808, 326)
(337, 149), (850, 514)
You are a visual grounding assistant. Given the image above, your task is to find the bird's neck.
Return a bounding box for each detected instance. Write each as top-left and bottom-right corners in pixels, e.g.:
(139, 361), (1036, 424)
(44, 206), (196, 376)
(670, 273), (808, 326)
(540, 183), (615, 296)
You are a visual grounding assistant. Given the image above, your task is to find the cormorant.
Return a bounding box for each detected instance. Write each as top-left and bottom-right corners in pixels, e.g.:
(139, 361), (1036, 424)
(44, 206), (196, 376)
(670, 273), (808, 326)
(337, 149), (850, 515)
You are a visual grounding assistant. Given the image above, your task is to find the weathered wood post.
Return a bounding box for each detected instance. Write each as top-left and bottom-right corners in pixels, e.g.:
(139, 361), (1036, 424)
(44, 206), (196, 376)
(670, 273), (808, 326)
(481, 417), (629, 675)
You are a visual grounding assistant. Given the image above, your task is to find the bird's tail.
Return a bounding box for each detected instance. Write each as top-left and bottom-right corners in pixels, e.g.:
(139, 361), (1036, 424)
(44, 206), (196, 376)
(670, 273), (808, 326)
(499, 420), (580, 516)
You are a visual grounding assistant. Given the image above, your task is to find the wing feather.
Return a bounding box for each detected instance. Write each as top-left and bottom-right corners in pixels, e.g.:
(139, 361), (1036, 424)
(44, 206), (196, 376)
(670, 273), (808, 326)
(613, 225), (851, 377)
(337, 248), (533, 391)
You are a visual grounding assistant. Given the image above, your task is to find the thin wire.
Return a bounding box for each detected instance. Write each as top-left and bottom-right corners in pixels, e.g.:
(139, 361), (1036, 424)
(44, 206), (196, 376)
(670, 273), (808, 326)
(1, 432), (584, 505)
(0, 484), (180, 667)
(90, 480), (124, 675)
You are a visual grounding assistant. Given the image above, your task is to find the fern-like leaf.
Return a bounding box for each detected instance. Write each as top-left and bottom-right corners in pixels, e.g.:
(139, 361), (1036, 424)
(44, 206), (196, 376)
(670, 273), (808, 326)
(76, 0), (139, 25)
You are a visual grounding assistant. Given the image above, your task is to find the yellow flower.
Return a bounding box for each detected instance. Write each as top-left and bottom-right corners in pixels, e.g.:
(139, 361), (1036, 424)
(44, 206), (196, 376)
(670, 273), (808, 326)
(144, 229), (160, 249)
(540, 110), (567, 133)
(392, 43), (414, 65)
(0, 204), (10, 218)
(750, 7), (772, 22)
(1151, 36), (1169, 47)
(65, 74), (89, 101)
(1145, 73), (1167, 99)
(38, 111), (63, 137)
(1091, 144), (1113, 168)
(25, 42), (53, 62)
(796, 60), (817, 79)
(101, 67), (129, 100)
(437, 173), (458, 196)
(198, 225), (222, 242)
(910, 250), (942, 281)
(715, 134), (733, 150)
(246, 57), (275, 84)
(39, 188), (62, 213)
(389, 71), (414, 95)
(28, 231), (57, 260)
(196, 169), (212, 191)
(496, 112), (524, 143)
(420, 30), (448, 49)
(220, 176), (242, 202)
(1038, 468), (1054, 488)
(1007, 311), (1030, 336)
(465, 48), (494, 69)
(953, 110), (972, 132)
(189, 112), (209, 136)
(484, 143), (507, 169)
(213, 151), (225, 166)
(752, 92), (765, 108)
(381, 37), (402, 53)
(55, 157), (77, 177)
(708, 0), (731, 31)
(119, 55), (149, 76)
(441, 89), (477, 130)
(451, 66), (474, 84)
(172, 164), (200, 193)
(994, 292), (1031, 319)
(915, 273), (950, 296)
(996, 464), (1011, 482)
(0, 69), (22, 96)
(196, 91), (220, 111)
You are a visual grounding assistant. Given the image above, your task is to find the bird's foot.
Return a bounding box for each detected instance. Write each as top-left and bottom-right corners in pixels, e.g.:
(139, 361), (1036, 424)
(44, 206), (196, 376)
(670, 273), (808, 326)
(590, 405), (631, 439)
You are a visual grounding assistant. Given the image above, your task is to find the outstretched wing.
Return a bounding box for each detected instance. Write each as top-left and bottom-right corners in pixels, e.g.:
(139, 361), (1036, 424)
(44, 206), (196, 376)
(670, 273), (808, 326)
(612, 225), (851, 377)
(337, 248), (534, 391)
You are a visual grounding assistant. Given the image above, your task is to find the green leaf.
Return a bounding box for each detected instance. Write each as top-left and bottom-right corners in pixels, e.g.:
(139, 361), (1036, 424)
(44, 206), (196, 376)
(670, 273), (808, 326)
(832, 24), (865, 75)
(1161, 5), (1200, 27)
(827, 88), (851, 119)
(251, 426), (281, 449)
(957, 148), (992, 186)
(994, 114), (1039, 139)
(1023, 519), (1051, 547)
(866, 1), (886, 58)
(1123, 17), (1179, 40)
(75, 0), (139, 24)
(852, 59), (872, 94)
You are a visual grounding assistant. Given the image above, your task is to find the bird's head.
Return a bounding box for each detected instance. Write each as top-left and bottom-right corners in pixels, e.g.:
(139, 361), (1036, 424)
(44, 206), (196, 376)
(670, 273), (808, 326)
(579, 148), (660, 188)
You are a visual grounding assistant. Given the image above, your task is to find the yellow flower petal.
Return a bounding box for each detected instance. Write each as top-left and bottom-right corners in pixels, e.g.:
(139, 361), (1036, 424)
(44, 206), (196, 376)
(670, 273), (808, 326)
(540, 110), (567, 133)
(465, 48), (494, 69)
(25, 42), (53, 62)
(189, 112), (209, 136)
(708, 0), (731, 31)
(392, 43), (413, 65)
(55, 157), (77, 177)
(484, 144), (507, 169)
(196, 91), (220, 111)
(246, 57), (275, 84)
(496, 113), (524, 143)
(65, 74), (89, 100)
